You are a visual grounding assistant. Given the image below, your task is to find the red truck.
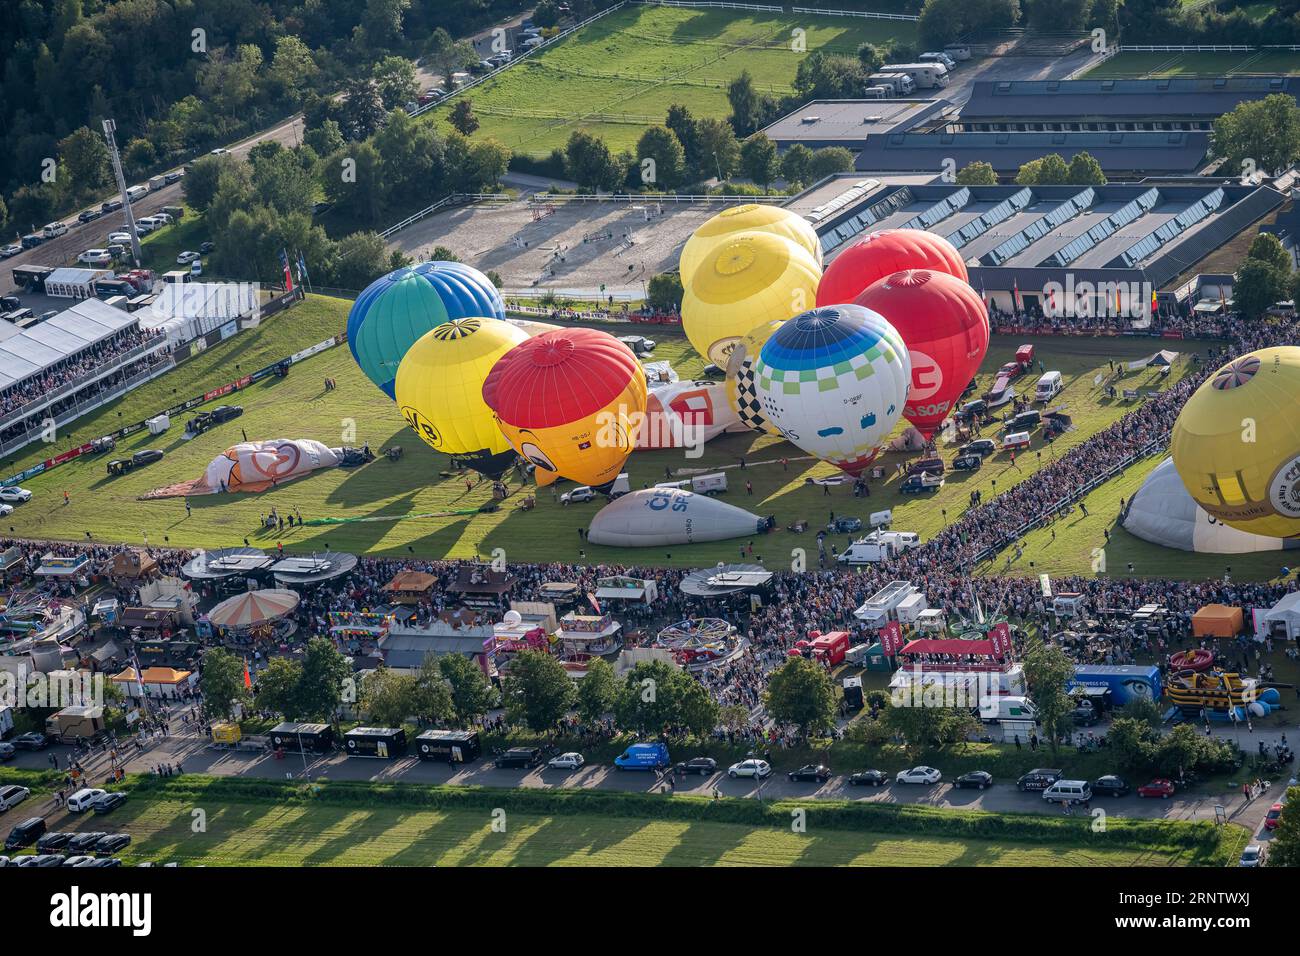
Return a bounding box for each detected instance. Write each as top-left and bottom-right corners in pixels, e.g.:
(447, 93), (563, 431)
(808, 630), (850, 666)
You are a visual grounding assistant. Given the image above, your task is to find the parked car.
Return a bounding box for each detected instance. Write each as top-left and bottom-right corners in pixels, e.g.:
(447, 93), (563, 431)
(494, 747), (543, 769)
(18, 853), (65, 867)
(85, 857), (122, 867)
(0, 505), (13, 518)
(0, 244), (21, 258)
(827, 515), (862, 534)
(547, 752), (585, 770)
(727, 758), (771, 779)
(787, 764), (831, 783)
(4, 817), (46, 850)
(78, 249), (113, 266)
(1239, 844), (1266, 867)
(92, 792), (128, 814)
(1137, 778), (1176, 799)
(896, 766), (942, 785)
(0, 785), (31, 811)
(1091, 775), (1130, 797)
(94, 833), (131, 855)
(848, 769), (888, 787)
(11, 732), (47, 750)
(67, 788), (107, 812)
(953, 770), (993, 790)
(108, 231), (132, 245)
(66, 832), (108, 854)
(61, 855), (97, 867)
(36, 832), (76, 852)
(952, 453), (983, 471)
(907, 457), (945, 476)
(1016, 769), (1062, 792)
(957, 438), (996, 458)
(78, 209), (103, 223)
(177, 250), (200, 264)
(674, 757), (717, 776)
(1265, 802), (1284, 830)
(199, 241), (215, 254)
(0, 743), (14, 761)
(210, 147), (230, 156)
(0, 487), (33, 503)
(900, 473), (943, 494)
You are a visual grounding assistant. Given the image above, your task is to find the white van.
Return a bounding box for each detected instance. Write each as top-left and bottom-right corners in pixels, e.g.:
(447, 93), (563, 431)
(67, 787), (107, 812)
(126, 184), (149, 202)
(1042, 780), (1092, 804)
(1034, 370), (1062, 403)
(42, 221), (68, 238)
(690, 473), (727, 495)
(869, 508), (893, 528)
(561, 472), (630, 503)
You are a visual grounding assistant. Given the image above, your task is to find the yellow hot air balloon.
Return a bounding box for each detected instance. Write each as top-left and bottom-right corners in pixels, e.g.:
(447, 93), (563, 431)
(681, 232), (821, 368)
(679, 204), (822, 285)
(726, 317), (786, 435)
(1171, 347), (1300, 538)
(394, 316), (528, 477)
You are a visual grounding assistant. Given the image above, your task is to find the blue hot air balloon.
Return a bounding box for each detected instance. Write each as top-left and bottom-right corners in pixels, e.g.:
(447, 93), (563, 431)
(346, 261), (505, 398)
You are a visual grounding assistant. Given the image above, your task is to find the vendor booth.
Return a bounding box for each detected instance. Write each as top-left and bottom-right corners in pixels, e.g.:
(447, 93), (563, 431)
(594, 575), (658, 606)
(1262, 592), (1300, 640)
(110, 665), (197, 699)
(344, 726), (407, 759)
(415, 729), (481, 763)
(109, 549), (159, 583)
(448, 564), (516, 609)
(383, 571), (437, 605)
(268, 721), (334, 753)
(1192, 604), (1244, 638)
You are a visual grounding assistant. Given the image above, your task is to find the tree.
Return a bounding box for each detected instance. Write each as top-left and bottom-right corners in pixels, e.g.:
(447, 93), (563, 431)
(58, 126), (111, 197)
(694, 117), (740, 180)
(956, 160), (998, 185)
(425, 27), (477, 85)
(183, 154), (232, 213)
(727, 70), (763, 137)
(1035, 153), (1070, 184)
(201, 649), (250, 720)
(919, 0), (1020, 48)
(296, 637), (351, 721)
(412, 653), (455, 725)
(1066, 151), (1107, 185)
(809, 146), (855, 181)
(449, 99), (480, 137)
(666, 103), (702, 176)
(563, 130), (623, 191)
(122, 138), (157, 177)
(613, 660), (713, 737)
(534, 0), (562, 29)
(635, 125), (686, 190)
(1106, 716), (1159, 774)
(254, 657), (305, 720)
(794, 50), (867, 101)
(740, 133), (779, 189)
(338, 77), (386, 142)
(268, 36), (319, 105)
(503, 649), (575, 732)
(362, 0), (410, 50)
(328, 231), (392, 290)
(1266, 785), (1300, 866)
(857, 43), (884, 73)
(1234, 256), (1289, 319)
(646, 272), (684, 312)
(361, 668), (418, 727)
(1212, 93), (1300, 176)
(321, 141), (383, 227)
(882, 700), (979, 761)
(576, 658), (617, 722)
(1247, 232), (1292, 274)
(1022, 639), (1075, 755)
(765, 658), (837, 739)
(440, 654), (492, 727)
(372, 56), (419, 111)
(252, 147), (317, 217)
(304, 120), (346, 159)
(781, 143), (814, 186)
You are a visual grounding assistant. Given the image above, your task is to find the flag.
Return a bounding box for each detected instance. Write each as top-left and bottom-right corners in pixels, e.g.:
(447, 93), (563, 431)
(243, 658), (252, 690)
(1150, 287), (1158, 315)
(279, 248), (294, 291)
(297, 250), (310, 285)
(129, 646), (146, 699)
(1011, 278), (1020, 314)
(1047, 285), (1056, 314)
(587, 592), (602, 615)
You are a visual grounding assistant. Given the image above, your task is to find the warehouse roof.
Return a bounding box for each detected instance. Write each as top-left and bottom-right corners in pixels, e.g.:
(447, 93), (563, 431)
(961, 76), (1297, 121)
(761, 98), (949, 148)
(0, 297), (139, 391)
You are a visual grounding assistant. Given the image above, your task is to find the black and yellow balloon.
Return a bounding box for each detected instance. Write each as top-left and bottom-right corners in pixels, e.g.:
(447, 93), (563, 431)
(395, 317), (528, 478)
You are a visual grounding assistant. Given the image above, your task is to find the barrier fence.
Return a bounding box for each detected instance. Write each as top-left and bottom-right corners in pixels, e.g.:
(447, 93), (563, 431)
(790, 6), (920, 21)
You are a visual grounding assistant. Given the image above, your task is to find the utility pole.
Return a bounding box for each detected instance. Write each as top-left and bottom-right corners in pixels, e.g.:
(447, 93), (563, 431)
(101, 119), (142, 268)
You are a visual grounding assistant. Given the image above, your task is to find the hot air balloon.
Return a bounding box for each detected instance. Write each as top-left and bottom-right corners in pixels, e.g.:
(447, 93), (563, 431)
(678, 203), (821, 285)
(482, 328), (648, 490)
(854, 269), (989, 440)
(751, 305), (911, 476)
(725, 317), (786, 436)
(347, 261), (505, 399)
(816, 229), (968, 308)
(1171, 347), (1300, 538)
(681, 232), (821, 367)
(394, 317), (528, 477)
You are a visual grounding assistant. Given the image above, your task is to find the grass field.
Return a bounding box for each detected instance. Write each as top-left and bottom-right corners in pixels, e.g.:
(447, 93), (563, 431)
(3, 293), (1218, 573)
(1085, 49), (1300, 78)
(424, 5), (917, 157)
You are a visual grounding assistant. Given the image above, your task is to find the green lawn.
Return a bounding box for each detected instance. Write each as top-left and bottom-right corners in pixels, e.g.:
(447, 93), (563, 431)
(5, 294), (1217, 572)
(138, 210), (209, 275)
(423, 5), (917, 157)
(1085, 49), (1300, 78)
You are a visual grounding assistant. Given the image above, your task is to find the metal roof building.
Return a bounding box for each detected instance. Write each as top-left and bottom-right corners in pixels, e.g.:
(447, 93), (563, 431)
(761, 98), (949, 149)
(957, 76), (1298, 132)
(0, 297), (140, 392)
(854, 131), (1211, 177)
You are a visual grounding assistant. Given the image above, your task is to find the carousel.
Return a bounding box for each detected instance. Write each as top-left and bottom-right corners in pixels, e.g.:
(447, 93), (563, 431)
(202, 588), (300, 646)
(654, 617), (741, 670)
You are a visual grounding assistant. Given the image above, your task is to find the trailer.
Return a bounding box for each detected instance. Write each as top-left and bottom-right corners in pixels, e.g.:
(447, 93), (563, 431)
(853, 580), (917, 626)
(415, 729), (481, 763)
(344, 726), (408, 759)
(45, 705), (107, 742)
(896, 592), (929, 625)
(808, 630), (849, 666)
(1068, 665), (1162, 707)
(880, 62), (950, 89)
(268, 721), (334, 753)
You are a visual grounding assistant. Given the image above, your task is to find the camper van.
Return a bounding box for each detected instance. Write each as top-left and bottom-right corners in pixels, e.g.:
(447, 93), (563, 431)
(838, 530), (918, 565)
(880, 62), (950, 89)
(1034, 370), (1062, 402)
(126, 184), (149, 203)
(864, 85), (891, 99)
(868, 72), (915, 96)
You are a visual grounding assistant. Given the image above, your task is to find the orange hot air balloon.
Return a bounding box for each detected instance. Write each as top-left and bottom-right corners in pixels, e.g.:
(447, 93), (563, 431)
(816, 228), (968, 308)
(482, 328), (647, 490)
(854, 269), (990, 440)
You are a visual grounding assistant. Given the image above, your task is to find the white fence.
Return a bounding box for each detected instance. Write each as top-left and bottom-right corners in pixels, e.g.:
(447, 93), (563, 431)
(528, 191), (789, 204)
(636, 0), (786, 10)
(379, 193), (513, 240)
(1117, 44), (1252, 53)
(790, 6), (920, 21)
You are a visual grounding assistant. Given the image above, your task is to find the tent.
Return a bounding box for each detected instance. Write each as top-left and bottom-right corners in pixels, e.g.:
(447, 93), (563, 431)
(1191, 604), (1243, 638)
(207, 588), (300, 629)
(1263, 592), (1300, 640)
(898, 638), (996, 657)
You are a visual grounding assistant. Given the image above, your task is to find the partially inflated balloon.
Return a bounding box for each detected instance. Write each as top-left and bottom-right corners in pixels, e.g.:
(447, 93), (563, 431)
(679, 204), (821, 285)
(854, 269), (989, 440)
(752, 305), (911, 476)
(1171, 347), (1300, 538)
(394, 317), (528, 478)
(817, 229), (968, 308)
(347, 261), (504, 399)
(681, 232), (821, 367)
(483, 328), (648, 490)
(725, 317), (786, 436)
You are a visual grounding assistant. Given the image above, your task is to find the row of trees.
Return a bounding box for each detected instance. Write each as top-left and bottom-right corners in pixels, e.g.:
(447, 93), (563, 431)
(952, 151), (1108, 188)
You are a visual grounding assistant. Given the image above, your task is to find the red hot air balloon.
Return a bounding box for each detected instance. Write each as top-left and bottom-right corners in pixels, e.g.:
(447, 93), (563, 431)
(816, 228), (969, 308)
(854, 269), (989, 440)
